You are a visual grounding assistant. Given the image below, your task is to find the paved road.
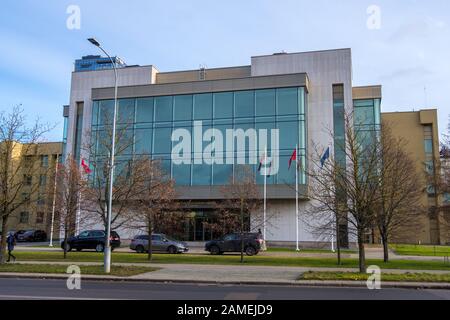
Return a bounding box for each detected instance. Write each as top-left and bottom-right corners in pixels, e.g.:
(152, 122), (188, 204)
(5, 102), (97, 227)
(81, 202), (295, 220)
(0, 278), (448, 300)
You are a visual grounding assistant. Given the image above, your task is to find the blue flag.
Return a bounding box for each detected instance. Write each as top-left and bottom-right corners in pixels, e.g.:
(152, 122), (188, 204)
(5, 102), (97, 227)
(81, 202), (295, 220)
(320, 147), (330, 168)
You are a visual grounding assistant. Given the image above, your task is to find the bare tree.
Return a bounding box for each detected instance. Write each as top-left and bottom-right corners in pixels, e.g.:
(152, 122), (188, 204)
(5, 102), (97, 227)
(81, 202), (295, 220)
(126, 157), (179, 261)
(54, 156), (92, 258)
(213, 165), (263, 263)
(307, 113), (380, 273)
(374, 123), (423, 262)
(0, 106), (52, 264)
(82, 110), (142, 233)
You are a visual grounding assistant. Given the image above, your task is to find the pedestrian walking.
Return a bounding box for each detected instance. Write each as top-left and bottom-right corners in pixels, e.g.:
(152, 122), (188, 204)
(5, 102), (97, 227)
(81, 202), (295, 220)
(7, 232), (16, 262)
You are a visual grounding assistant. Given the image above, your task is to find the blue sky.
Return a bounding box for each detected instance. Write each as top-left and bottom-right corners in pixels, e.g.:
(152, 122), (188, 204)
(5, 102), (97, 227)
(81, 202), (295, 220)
(0, 0), (449, 141)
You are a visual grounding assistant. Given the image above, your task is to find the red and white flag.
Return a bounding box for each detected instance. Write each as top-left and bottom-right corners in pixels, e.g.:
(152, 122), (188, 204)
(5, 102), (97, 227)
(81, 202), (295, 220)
(81, 159), (92, 174)
(288, 149), (297, 170)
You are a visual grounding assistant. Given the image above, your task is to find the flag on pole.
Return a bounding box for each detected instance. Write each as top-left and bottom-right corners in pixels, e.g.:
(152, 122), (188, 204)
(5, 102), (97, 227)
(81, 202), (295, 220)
(258, 151), (272, 175)
(288, 149), (297, 170)
(320, 147), (330, 168)
(81, 159), (92, 174)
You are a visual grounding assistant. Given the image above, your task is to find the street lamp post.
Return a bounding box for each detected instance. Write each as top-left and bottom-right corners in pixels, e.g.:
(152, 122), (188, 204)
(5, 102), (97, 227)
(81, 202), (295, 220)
(88, 37), (118, 273)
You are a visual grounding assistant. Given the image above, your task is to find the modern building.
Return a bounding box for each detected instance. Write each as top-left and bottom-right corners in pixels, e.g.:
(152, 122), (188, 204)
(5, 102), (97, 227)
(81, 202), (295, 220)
(1, 142), (62, 237)
(74, 55), (127, 72)
(382, 110), (449, 245)
(67, 48), (446, 246)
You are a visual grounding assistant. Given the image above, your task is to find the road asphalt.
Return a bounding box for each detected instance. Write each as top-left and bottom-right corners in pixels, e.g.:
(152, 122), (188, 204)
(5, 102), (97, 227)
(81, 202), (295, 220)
(0, 278), (449, 300)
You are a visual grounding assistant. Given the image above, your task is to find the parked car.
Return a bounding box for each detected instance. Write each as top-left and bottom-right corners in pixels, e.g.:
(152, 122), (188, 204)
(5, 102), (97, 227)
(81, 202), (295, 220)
(130, 234), (188, 254)
(14, 230), (28, 240)
(205, 233), (264, 256)
(61, 230), (121, 252)
(16, 230), (47, 242)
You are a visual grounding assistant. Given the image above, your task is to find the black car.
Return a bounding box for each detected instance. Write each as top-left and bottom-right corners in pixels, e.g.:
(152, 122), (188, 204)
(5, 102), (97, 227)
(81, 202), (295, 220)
(205, 233), (265, 256)
(61, 230), (121, 252)
(17, 230), (47, 242)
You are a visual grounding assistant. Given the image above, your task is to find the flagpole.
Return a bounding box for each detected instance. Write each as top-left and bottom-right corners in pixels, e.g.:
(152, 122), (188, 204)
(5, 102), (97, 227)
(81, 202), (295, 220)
(263, 147), (267, 242)
(295, 144), (299, 251)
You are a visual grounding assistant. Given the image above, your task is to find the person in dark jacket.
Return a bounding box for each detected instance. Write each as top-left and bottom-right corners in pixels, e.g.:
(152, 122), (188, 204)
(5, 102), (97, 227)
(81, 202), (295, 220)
(7, 233), (16, 262)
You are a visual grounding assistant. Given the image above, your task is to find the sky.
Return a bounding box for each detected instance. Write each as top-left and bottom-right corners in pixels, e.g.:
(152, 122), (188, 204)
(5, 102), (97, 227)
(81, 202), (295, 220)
(0, 0), (449, 141)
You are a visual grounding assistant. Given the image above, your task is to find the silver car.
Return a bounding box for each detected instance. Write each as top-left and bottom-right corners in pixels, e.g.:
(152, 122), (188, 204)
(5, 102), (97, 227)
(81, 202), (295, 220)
(130, 234), (189, 254)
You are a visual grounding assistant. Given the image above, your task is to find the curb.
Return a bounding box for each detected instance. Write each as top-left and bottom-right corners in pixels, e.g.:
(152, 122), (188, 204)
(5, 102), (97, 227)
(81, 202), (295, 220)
(1, 273), (449, 290)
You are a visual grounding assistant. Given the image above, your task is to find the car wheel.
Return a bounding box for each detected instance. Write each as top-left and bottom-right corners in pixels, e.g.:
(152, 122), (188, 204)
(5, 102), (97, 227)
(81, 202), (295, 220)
(76, 248), (82, 252)
(209, 246), (221, 255)
(95, 243), (104, 253)
(168, 246), (177, 254)
(245, 246), (256, 256)
(136, 245), (145, 254)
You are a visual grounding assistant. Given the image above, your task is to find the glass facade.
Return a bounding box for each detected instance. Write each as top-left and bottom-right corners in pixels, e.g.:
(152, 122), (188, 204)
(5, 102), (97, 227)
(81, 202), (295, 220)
(423, 125), (435, 196)
(353, 98), (382, 148)
(74, 55), (126, 72)
(74, 102), (84, 161)
(91, 87), (307, 187)
(333, 85), (346, 167)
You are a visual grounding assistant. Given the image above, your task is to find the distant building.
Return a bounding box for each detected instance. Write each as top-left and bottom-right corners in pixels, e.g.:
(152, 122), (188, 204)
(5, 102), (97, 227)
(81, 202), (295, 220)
(74, 55), (126, 72)
(382, 110), (449, 245)
(1, 142), (63, 238)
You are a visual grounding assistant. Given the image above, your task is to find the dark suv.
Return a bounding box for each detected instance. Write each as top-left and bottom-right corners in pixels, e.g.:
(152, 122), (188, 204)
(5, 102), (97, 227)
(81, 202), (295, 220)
(61, 230), (121, 252)
(205, 233), (264, 256)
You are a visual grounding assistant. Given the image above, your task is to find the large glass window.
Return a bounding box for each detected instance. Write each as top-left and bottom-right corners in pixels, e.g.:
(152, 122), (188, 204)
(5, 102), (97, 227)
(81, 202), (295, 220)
(174, 95), (193, 121)
(135, 128), (152, 154)
(214, 92), (233, 119)
(118, 99), (135, 124)
(98, 100), (114, 125)
(256, 89), (276, 117)
(153, 126), (172, 154)
(154, 96), (173, 122)
(136, 98), (154, 123)
(424, 139), (433, 154)
(193, 93), (213, 120)
(277, 88), (298, 115)
(91, 86), (307, 187)
(235, 91), (254, 118)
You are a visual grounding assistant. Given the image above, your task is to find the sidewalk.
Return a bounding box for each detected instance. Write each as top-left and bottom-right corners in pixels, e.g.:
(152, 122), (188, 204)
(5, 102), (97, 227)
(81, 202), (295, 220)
(1, 260), (449, 289)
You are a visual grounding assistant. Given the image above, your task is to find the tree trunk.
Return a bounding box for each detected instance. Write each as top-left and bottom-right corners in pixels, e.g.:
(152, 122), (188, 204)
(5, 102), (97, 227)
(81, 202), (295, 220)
(336, 216), (341, 265)
(63, 227), (68, 259)
(382, 236), (389, 263)
(148, 218), (153, 262)
(0, 217), (8, 264)
(240, 199), (244, 264)
(357, 231), (366, 273)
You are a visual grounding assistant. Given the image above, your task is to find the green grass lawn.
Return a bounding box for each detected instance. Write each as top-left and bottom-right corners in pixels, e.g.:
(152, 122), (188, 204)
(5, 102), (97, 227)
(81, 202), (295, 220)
(299, 271), (450, 283)
(267, 247), (356, 254)
(12, 251), (450, 271)
(390, 244), (450, 257)
(0, 264), (158, 277)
